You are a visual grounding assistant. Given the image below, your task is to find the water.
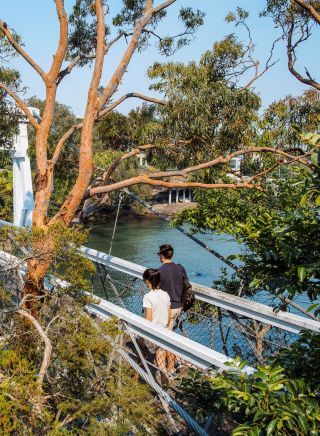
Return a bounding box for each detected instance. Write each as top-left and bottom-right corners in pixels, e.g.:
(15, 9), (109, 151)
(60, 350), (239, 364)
(86, 216), (241, 287)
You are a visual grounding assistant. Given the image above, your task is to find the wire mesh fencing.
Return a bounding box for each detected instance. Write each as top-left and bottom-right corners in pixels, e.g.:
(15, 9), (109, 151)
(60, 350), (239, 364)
(91, 263), (300, 368)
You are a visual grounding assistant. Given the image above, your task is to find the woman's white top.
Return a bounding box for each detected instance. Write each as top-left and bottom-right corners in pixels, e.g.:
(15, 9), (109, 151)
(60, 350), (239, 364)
(143, 289), (170, 327)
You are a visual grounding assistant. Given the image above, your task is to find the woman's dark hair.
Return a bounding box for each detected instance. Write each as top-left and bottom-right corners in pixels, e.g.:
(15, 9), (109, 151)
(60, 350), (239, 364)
(143, 269), (161, 289)
(158, 244), (174, 259)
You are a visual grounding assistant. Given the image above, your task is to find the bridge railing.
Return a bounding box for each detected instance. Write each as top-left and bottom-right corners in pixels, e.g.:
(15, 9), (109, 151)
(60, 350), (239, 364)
(81, 245), (320, 335)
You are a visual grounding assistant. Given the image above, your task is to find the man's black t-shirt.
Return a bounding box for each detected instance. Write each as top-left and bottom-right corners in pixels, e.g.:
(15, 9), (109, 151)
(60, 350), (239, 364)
(158, 262), (185, 309)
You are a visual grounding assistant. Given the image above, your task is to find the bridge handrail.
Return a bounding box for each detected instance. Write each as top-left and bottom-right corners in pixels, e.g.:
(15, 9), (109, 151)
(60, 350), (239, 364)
(87, 297), (255, 374)
(80, 245), (320, 335)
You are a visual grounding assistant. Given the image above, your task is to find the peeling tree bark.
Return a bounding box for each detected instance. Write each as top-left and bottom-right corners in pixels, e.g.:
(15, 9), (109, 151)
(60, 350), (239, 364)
(17, 309), (52, 388)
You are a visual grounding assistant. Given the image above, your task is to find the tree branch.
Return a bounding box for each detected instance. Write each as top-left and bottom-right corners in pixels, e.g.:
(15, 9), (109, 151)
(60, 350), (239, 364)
(57, 32), (130, 85)
(100, 140), (192, 184)
(97, 0), (173, 110)
(87, 176), (261, 197)
(241, 35), (281, 90)
(51, 0), (106, 225)
(56, 0), (176, 85)
(292, 0), (320, 24)
(97, 92), (165, 118)
(287, 19), (320, 91)
(153, 0), (176, 14)
(0, 83), (39, 130)
(17, 309), (52, 388)
(87, 146), (311, 200)
(51, 123), (81, 165)
(50, 93), (165, 166)
(145, 146), (311, 179)
(48, 0), (68, 82)
(0, 20), (46, 80)
(247, 151), (312, 182)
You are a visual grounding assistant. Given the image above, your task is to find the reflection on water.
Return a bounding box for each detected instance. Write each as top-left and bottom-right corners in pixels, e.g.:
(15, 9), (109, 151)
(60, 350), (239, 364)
(87, 216), (240, 287)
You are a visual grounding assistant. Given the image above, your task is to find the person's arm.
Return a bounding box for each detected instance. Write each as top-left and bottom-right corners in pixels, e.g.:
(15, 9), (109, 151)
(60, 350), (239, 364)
(143, 294), (153, 322)
(145, 307), (152, 322)
(167, 304), (171, 327)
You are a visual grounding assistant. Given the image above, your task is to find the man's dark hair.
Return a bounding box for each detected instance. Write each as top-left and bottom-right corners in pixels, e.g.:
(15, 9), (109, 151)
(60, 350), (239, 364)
(158, 244), (174, 259)
(143, 269), (161, 289)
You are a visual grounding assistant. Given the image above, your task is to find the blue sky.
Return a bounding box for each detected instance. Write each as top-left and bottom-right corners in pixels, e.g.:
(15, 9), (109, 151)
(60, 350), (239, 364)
(1, 1), (319, 116)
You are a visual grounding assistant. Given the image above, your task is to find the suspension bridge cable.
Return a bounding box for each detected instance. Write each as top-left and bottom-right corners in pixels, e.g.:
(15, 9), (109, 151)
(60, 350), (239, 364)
(122, 188), (238, 270)
(108, 192), (123, 255)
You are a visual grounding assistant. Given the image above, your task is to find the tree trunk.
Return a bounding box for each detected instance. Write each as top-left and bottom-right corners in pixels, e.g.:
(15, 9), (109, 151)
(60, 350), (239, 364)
(22, 228), (54, 313)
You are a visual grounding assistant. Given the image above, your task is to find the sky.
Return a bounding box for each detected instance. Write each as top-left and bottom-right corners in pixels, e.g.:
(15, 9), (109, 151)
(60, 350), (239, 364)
(1, 0), (319, 117)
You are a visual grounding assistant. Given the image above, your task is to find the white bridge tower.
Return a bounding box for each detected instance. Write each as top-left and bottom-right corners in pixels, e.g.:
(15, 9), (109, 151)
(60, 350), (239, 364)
(11, 107), (39, 227)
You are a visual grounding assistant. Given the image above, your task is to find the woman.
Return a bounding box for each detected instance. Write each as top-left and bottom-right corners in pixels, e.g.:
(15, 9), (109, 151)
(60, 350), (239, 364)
(142, 268), (171, 385)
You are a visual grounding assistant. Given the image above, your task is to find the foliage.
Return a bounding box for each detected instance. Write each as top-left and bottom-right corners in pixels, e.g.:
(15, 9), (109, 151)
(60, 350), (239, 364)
(262, 0), (319, 90)
(0, 67), (21, 149)
(0, 349), (52, 434)
(175, 368), (217, 425)
(148, 45), (260, 169)
(0, 27), (22, 61)
(211, 361), (320, 435)
(68, 0), (204, 62)
(93, 147), (153, 214)
(178, 129), (320, 301)
(273, 331), (320, 392)
(0, 169), (12, 221)
(176, 361), (320, 435)
(0, 224), (158, 434)
(259, 90), (320, 150)
(68, 0), (110, 65)
(93, 104), (161, 152)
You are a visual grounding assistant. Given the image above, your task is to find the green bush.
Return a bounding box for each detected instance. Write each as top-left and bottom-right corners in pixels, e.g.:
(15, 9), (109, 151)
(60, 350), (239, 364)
(176, 359), (320, 435)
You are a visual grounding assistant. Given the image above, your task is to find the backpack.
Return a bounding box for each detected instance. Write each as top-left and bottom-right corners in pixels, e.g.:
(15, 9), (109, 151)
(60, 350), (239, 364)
(179, 265), (195, 312)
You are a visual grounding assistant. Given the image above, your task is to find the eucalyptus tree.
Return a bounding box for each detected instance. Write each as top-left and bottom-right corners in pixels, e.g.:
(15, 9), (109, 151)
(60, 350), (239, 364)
(146, 40), (262, 170)
(263, 0), (320, 90)
(259, 89), (320, 150)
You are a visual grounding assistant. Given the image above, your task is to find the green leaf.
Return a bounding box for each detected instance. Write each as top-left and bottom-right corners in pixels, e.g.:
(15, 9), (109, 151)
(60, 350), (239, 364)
(253, 409), (266, 422)
(266, 419), (277, 436)
(306, 303), (320, 313)
(297, 266), (307, 282)
(311, 151), (320, 167)
(297, 415), (309, 433)
(309, 133), (320, 146)
(300, 191), (313, 206)
(225, 12), (236, 22)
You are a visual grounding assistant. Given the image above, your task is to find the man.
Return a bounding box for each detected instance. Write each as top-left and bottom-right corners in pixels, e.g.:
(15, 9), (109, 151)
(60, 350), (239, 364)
(158, 244), (189, 373)
(158, 243), (189, 327)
